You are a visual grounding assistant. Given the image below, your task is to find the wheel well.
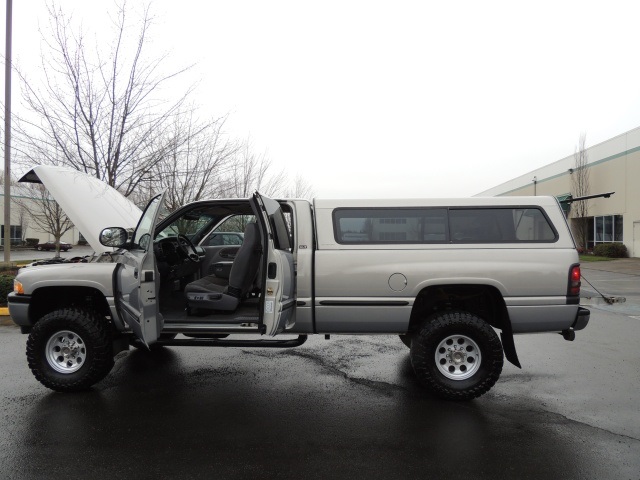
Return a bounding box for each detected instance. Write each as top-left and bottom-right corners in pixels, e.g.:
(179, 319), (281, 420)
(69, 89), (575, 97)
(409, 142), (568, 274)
(30, 287), (112, 325)
(408, 284), (508, 333)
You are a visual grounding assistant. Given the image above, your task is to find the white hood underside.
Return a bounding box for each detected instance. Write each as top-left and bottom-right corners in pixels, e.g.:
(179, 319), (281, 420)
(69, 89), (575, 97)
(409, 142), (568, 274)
(19, 165), (142, 254)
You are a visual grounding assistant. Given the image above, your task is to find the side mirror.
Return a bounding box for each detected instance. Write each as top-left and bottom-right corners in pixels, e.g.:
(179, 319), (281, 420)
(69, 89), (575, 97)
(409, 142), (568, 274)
(99, 227), (128, 248)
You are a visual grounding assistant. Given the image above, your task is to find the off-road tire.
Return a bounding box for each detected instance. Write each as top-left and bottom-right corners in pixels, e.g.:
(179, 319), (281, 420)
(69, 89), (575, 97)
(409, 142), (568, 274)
(399, 334), (412, 348)
(410, 311), (503, 401)
(26, 308), (114, 392)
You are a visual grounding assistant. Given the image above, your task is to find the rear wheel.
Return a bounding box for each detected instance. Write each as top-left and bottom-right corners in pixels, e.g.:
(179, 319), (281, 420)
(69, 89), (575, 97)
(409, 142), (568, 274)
(410, 311), (503, 400)
(26, 308), (114, 392)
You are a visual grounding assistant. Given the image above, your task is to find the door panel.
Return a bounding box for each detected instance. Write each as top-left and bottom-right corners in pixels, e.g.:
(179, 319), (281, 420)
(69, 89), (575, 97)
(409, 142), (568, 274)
(116, 193), (165, 347)
(262, 249), (296, 335)
(117, 252), (162, 345)
(250, 193), (296, 336)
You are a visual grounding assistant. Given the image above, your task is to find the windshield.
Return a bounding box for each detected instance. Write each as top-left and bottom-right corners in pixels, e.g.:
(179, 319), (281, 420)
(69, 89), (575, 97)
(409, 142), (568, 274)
(132, 194), (163, 250)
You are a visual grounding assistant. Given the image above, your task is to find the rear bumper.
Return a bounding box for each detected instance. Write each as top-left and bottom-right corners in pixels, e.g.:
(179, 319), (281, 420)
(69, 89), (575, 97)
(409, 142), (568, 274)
(571, 307), (590, 331)
(560, 306), (590, 341)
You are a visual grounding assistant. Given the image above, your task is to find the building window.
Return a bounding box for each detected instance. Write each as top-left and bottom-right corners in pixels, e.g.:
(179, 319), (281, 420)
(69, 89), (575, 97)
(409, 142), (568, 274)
(0, 225), (23, 245)
(591, 215), (623, 248)
(614, 215), (623, 241)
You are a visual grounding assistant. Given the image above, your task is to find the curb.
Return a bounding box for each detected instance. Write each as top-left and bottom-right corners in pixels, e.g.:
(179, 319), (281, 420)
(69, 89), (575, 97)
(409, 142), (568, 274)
(0, 306), (13, 327)
(580, 258), (640, 276)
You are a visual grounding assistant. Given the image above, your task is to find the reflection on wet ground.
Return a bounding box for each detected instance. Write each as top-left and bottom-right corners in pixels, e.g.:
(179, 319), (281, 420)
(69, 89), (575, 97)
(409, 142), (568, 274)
(1, 321), (639, 479)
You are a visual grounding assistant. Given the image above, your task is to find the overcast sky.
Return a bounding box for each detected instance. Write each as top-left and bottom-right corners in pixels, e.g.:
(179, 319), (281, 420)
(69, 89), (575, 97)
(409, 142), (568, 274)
(3, 0), (640, 198)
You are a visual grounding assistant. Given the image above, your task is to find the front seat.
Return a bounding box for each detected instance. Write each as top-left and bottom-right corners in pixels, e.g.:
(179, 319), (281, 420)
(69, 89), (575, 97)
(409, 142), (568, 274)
(184, 222), (262, 312)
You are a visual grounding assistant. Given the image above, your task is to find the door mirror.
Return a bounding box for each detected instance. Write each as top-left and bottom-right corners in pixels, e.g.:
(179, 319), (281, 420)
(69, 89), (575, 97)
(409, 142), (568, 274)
(99, 227), (128, 248)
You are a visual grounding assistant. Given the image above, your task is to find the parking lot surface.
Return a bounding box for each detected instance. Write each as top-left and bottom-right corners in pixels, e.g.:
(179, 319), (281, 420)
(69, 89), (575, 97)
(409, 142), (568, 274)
(0, 262), (638, 479)
(1, 245), (94, 263)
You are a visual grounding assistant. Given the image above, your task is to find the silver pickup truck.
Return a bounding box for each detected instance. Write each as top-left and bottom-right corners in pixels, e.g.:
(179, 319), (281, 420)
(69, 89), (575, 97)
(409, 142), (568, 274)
(8, 166), (590, 400)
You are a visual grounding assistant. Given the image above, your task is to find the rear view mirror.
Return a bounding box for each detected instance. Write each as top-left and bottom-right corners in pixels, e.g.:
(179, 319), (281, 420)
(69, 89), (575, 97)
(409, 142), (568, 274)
(99, 227), (128, 248)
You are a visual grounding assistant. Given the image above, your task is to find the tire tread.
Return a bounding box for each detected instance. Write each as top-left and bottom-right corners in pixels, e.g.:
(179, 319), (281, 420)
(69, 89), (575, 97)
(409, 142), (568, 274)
(26, 308), (114, 392)
(410, 311), (503, 401)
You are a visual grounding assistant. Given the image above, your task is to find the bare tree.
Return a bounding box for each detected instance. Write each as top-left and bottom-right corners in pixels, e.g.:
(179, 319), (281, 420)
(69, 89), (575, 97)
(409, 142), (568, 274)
(220, 139), (286, 198)
(214, 215), (255, 233)
(15, 1), (193, 197)
(151, 112), (238, 211)
(11, 2), (315, 221)
(282, 174), (315, 199)
(571, 133), (590, 250)
(15, 184), (74, 257)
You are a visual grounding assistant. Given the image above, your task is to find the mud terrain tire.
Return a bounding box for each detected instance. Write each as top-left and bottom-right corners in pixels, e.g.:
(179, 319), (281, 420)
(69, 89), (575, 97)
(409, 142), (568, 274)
(410, 311), (503, 401)
(27, 308), (114, 392)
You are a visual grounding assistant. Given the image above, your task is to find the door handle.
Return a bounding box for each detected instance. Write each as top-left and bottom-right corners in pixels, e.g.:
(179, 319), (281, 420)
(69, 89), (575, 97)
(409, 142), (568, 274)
(268, 262), (277, 279)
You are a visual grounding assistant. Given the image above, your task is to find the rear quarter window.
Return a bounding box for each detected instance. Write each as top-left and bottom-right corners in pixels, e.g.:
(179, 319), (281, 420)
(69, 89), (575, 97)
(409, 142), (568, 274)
(333, 207), (557, 244)
(449, 208), (557, 243)
(333, 208), (448, 244)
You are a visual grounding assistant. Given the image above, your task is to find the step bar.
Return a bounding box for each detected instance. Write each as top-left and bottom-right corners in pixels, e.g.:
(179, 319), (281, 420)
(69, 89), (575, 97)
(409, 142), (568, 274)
(162, 322), (262, 334)
(156, 334), (308, 349)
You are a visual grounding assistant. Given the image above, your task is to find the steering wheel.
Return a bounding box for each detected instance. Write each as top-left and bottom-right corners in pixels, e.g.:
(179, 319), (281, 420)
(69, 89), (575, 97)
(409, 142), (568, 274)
(177, 234), (200, 263)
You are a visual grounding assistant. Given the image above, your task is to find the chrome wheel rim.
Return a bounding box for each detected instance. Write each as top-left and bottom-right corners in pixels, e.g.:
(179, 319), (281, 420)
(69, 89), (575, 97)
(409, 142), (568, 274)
(435, 334), (481, 380)
(45, 330), (87, 374)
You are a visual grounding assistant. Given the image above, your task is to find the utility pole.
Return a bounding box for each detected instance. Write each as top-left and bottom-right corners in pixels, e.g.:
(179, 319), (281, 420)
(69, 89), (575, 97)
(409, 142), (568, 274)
(3, 0), (12, 263)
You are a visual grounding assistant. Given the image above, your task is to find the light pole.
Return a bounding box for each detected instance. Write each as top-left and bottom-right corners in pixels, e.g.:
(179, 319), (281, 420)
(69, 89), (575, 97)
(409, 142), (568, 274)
(532, 176), (537, 196)
(3, 0), (12, 263)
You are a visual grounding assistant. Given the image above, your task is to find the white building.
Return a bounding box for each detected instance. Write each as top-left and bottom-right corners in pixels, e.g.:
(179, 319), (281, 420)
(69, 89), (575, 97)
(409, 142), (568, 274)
(0, 184), (82, 246)
(477, 126), (640, 257)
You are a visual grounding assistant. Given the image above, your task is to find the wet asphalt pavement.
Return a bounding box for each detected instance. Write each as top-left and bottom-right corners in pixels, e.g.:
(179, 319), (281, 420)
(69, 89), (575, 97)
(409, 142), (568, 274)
(0, 266), (639, 479)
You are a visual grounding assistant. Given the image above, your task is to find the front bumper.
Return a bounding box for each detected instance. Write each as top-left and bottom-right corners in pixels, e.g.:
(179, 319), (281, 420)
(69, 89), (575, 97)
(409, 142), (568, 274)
(7, 292), (32, 331)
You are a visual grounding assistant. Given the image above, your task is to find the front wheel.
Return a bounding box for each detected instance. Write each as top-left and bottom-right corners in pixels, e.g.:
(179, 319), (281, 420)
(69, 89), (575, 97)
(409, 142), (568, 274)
(26, 308), (114, 392)
(410, 311), (503, 401)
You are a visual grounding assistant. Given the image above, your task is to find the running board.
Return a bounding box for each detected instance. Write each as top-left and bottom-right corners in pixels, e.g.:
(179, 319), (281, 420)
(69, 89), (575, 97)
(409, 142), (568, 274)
(162, 323), (263, 334)
(157, 335), (308, 349)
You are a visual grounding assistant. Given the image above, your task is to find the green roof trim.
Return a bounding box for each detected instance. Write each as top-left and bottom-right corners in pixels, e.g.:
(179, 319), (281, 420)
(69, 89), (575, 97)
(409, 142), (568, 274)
(556, 193), (572, 213)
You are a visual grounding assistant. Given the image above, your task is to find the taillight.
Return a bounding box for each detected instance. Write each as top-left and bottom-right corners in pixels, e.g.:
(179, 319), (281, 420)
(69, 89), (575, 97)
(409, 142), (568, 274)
(568, 264), (581, 296)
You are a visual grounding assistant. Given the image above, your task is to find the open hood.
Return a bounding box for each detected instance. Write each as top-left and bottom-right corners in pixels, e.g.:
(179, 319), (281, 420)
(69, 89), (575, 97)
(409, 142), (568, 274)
(19, 165), (142, 254)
